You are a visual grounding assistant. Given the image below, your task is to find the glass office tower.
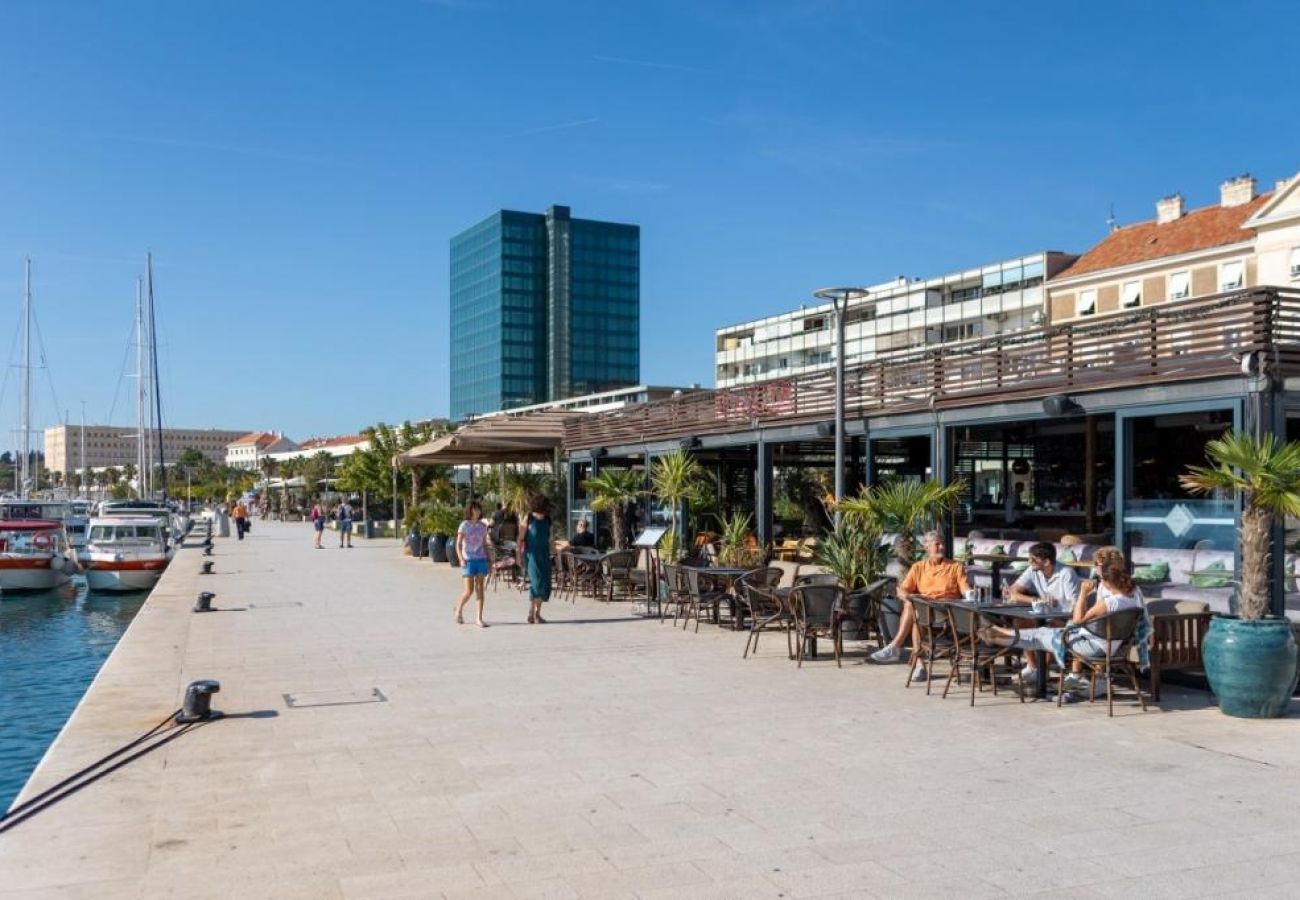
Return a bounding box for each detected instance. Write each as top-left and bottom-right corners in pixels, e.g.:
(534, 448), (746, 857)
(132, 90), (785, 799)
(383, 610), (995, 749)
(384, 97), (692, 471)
(450, 206), (639, 420)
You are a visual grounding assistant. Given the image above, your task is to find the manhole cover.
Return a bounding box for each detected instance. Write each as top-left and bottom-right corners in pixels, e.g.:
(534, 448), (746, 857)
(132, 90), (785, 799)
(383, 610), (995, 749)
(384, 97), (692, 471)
(283, 688), (387, 709)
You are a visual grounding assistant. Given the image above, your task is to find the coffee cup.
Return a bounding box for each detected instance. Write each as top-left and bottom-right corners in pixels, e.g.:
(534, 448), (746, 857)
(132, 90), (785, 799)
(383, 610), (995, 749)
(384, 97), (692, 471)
(964, 589), (979, 604)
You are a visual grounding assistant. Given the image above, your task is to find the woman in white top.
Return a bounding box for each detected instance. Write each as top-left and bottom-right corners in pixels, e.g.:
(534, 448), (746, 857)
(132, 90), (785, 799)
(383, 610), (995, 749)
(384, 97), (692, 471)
(984, 550), (1143, 691)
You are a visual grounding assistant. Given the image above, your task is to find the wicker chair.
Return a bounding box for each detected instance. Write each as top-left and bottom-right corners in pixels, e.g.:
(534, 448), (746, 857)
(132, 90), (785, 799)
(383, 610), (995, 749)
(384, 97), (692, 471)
(907, 598), (957, 693)
(658, 563), (693, 625)
(1057, 608), (1148, 716)
(739, 581), (793, 659)
(600, 550), (639, 602)
(789, 582), (846, 668)
(735, 567), (783, 638)
(682, 566), (728, 632)
(943, 604), (1024, 706)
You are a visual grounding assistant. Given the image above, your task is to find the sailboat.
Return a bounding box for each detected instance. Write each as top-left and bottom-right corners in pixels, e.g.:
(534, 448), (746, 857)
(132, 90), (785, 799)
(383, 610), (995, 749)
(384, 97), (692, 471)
(0, 260), (76, 591)
(84, 255), (174, 590)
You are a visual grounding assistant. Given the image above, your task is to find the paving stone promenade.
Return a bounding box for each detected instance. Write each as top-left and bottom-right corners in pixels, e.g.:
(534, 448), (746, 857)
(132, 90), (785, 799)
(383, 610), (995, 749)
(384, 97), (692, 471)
(3, 521), (1300, 898)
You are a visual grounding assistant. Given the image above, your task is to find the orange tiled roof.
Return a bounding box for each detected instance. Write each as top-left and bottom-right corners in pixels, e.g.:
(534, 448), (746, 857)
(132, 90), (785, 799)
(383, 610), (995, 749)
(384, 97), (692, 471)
(1053, 192), (1271, 280)
(230, 431), (281, 447)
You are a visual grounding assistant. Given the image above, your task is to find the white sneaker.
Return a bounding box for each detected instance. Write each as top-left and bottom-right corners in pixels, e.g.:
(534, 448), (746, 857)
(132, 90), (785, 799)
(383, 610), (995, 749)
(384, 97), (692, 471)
(1020, 665), (1039, 682)
(871, 645), (901, 664)
(911, 666), (929, 683)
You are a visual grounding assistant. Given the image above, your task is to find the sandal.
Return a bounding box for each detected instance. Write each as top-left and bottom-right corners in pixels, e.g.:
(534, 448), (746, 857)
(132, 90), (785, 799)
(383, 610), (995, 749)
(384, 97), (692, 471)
(477, 621), (489, 628)
(455, 614), (464, 625)
(527, 612), (536, 624)
(534, 613), (547, 624)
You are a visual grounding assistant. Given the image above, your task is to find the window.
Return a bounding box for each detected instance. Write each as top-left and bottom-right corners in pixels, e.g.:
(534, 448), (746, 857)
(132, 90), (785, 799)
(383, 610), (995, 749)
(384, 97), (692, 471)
(1121, 280), (1142, 308)
(1220, 260), (1244, 291)
(1076, 289), (1097, 317)
(1290, 248), (1300, 279)
(1169, 271), (1191, 300)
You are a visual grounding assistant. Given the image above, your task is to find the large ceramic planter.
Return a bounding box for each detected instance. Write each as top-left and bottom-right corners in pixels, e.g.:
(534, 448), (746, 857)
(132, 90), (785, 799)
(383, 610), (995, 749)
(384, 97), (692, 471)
(446, 543), (460, 567)
(1202, 615), (1299, 718)
(428, 534), (449, 563)
(841, 589), (875, 641)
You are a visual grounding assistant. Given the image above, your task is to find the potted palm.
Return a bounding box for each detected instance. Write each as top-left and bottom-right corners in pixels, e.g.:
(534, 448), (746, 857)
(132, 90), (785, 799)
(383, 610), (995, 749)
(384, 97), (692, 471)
(1180, 431), (1300, 718)
(813, 522), (889, 640)
(425, 504), (462, 565)
(583, 468), (644, 550)
(649, 449), (706, 562)
(836, 478), (966, 573)
(717, 511), (763, 568)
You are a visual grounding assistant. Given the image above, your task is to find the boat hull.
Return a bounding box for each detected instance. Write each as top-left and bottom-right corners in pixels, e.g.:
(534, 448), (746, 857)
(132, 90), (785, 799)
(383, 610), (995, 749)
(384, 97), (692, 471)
(84, 558), (167, 593)
(0, 558), (72, 591)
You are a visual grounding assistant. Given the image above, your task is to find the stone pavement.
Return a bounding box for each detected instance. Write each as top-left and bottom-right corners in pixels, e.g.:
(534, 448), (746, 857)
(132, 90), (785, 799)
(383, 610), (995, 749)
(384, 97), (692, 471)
(2, 521), (1300, 899)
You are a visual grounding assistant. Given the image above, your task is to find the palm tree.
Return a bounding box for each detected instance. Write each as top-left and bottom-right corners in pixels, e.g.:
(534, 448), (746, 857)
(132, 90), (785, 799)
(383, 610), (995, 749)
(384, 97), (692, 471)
(503, 468), (550, 523)
(649, 449), (705, 560)
(1180, 431), (1300, 620)
(583, 468), (644, 550)
(836, 478), (966, 568)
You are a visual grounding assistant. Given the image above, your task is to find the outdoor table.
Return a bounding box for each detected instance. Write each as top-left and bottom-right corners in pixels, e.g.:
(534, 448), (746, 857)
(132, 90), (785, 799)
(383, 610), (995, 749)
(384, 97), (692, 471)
(1059, 559), (1097, 575)
(968, 554), (1028, 594)
(706, 567), (753, 629)
(966, 602), (1070, 698)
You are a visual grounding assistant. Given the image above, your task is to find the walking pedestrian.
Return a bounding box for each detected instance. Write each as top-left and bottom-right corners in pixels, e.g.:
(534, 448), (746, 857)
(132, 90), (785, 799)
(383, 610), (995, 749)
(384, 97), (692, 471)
(232, 499), (249, 540)
(454, 501), (492, 627)
(336, 499), (354, 548)
(310, 501), (325, 549)
(521, 494), (553, 624)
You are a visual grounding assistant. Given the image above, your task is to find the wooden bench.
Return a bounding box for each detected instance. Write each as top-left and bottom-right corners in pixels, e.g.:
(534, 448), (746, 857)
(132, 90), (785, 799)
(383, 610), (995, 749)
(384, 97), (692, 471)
(1142, 600), (1213, 701)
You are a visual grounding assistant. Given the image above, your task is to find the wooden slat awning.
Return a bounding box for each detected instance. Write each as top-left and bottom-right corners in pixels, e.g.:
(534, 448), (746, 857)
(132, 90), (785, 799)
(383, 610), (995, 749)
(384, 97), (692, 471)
(400, 409), (581, 465)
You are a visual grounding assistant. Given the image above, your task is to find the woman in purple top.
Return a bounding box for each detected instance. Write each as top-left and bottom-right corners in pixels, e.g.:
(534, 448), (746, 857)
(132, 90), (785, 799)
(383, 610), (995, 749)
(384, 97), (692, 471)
(454, 501), (493, 627)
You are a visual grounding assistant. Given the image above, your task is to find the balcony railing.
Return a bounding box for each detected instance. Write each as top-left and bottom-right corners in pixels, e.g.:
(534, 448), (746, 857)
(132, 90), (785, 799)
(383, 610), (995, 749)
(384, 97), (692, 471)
(566, 287), (1300, 450)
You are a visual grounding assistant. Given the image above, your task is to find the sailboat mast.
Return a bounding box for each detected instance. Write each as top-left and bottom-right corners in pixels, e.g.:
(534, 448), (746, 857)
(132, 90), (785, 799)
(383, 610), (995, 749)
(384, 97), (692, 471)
(147, 253), (166, 501)
(135, 276), (146, 497)
(20, 258), (31, 497)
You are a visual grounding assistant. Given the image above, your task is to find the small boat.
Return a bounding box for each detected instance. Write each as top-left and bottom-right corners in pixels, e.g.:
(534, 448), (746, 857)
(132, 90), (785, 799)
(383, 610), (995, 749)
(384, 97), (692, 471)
(0, 519), (76, 591)
(83, 515), (171, 592)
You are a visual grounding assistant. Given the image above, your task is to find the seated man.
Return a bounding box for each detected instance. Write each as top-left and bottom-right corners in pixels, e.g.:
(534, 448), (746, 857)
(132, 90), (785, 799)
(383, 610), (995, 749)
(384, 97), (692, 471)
(870, 530), (970, 682)
(1004, 541), (1081, 682)
(569, 518), (596, 549)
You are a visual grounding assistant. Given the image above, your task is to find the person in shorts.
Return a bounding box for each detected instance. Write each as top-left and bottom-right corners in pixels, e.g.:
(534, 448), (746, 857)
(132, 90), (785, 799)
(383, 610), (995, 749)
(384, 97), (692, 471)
(310, 502), (326, 549)
(454, 501), (493, 627)
(336, 499), (353, 548)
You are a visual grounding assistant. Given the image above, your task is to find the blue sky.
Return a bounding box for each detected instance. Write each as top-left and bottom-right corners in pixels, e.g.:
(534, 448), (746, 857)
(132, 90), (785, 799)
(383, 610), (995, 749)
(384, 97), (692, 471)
(1, 0), (1297, 441)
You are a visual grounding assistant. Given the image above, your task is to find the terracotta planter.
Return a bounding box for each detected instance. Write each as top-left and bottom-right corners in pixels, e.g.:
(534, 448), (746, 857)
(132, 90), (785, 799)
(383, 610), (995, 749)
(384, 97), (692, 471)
(1202, 615), (1299, 718)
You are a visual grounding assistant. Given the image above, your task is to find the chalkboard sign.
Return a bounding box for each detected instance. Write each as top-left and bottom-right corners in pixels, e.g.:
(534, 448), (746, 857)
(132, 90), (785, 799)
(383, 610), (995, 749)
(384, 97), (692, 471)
(632, 527), (668, 548)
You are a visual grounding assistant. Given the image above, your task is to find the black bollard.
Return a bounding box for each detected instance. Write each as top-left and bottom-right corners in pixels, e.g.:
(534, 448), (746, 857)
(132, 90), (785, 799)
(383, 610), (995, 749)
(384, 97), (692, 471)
(175, 680), (223, 723)
(193, 591), (216, 612)
(200, 561), (214, 575)
(203, 545), (213, 556)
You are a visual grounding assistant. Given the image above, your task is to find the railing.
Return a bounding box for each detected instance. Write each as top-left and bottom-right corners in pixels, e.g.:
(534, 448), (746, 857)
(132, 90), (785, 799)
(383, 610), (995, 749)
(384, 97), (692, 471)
(565, 287), (1300, 450)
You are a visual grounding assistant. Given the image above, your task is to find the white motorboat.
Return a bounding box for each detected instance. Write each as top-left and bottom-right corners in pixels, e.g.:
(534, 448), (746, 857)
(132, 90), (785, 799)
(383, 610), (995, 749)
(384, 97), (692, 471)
(83, 515), (171, 592)
(0, 519), (75, 591)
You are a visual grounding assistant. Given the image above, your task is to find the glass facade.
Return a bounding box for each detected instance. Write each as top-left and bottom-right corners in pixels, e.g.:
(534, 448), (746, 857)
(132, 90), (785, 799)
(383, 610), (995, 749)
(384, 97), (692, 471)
(450, 206), (640, 420)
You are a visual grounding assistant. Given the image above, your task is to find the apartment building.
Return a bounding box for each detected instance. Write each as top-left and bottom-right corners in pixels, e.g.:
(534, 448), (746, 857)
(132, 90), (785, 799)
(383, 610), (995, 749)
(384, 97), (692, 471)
(714, 252), (1077, 388)
(225, 432), (299, 470)
(1048, 172), (1300, 322)
(43, 425), (249, 474)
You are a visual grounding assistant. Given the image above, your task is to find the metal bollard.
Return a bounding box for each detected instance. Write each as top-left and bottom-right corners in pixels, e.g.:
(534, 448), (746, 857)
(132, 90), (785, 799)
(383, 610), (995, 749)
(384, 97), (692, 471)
(203, 545), (213, 556)
(175, 680), (223, 723)
(193, 591), (216, 612)
(200, 561), (214, 575)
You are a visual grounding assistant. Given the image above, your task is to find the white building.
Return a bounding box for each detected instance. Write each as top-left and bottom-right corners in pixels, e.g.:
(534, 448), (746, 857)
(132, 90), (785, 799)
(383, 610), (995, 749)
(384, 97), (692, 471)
(44, 424), (249, 474)
(225, 432), (299, 470)
(714, 252), (1077, 388)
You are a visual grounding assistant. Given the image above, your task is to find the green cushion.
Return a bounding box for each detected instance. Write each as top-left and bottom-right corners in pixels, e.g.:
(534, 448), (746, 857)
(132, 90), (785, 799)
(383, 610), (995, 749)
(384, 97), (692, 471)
(1058, 548), (1077, 562)
(1132, 561), (1170, 585)
(1010, 561), (1030, 573)
(1190, 560), (1233, 589)
(990, 544), (1005, 556)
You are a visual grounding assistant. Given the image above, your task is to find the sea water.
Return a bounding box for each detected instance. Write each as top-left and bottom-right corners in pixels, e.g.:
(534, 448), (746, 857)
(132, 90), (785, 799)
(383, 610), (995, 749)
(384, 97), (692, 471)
(0, 581), (148, 811)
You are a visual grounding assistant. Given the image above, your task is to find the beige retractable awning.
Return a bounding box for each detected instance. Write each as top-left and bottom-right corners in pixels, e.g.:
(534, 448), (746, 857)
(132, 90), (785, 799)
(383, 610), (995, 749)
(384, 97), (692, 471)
(399, 409), (580, 466)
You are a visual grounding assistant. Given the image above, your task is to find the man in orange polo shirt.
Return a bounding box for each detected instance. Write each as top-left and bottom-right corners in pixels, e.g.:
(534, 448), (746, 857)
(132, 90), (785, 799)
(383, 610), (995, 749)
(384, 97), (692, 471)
(870, 530), (970, 682)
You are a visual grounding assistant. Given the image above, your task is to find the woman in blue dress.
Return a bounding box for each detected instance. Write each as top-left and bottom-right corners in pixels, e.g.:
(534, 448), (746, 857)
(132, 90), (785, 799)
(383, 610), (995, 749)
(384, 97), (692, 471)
(521, 494), (553, 624)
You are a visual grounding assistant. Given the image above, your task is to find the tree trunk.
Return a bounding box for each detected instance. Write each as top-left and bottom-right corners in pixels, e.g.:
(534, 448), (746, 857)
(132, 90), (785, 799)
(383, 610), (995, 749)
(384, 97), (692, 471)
(1239, 505), (1273, 620)
(610, 506), (626, 550)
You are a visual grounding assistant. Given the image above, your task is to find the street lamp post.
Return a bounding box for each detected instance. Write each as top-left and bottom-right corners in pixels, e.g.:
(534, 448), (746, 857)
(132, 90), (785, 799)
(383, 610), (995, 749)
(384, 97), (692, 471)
(812, 287), (870, 527)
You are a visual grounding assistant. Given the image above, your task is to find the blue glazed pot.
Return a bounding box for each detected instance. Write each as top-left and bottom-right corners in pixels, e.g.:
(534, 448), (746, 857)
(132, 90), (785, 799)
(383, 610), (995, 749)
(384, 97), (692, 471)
(1202, 616), (1299, 718)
